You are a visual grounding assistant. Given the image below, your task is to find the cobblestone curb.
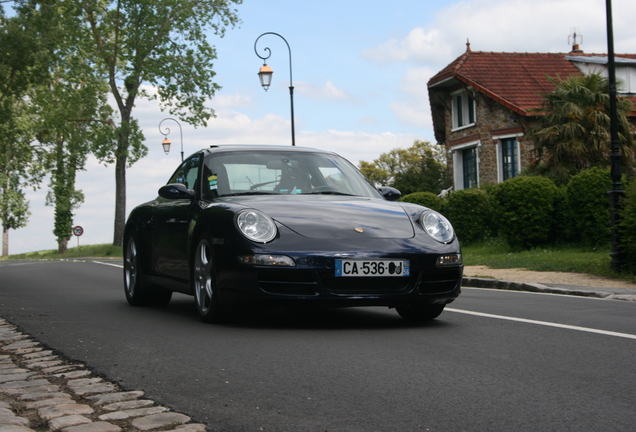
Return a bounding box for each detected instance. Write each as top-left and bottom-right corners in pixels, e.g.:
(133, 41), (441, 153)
(0, 318), (206, 432)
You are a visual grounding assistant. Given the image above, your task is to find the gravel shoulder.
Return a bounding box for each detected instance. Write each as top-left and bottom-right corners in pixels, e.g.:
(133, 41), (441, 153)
(464, 265), (636, 289)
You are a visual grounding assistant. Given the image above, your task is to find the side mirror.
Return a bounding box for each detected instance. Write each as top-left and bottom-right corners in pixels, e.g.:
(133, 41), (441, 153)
(378, 186), (402, 202)
(158, 183), (195, 200)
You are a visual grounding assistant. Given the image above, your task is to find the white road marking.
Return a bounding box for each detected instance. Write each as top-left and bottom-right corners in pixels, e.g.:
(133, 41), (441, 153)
(92, 261), (123, 268)
(446, 308), (636, 340)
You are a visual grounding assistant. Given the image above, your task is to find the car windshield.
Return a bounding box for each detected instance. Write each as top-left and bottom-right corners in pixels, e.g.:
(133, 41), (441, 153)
(201, 150), (381, 199)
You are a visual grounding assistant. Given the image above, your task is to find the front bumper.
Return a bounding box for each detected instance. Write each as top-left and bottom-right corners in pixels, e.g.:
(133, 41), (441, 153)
(217, 254), (462, 308)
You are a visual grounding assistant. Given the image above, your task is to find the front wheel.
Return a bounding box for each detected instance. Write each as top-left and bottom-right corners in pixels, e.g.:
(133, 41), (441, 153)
(193, 236), (229, 323)
(395, 304), (445, 322)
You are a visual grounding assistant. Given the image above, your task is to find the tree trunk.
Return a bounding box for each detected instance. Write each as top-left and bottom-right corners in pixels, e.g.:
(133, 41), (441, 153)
(2, 226), (7, 258)
(113, 151), (127, 247)
(58, 236), (68, 254)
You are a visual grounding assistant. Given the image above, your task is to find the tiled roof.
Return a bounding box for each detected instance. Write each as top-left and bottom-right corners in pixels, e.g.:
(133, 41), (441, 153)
(428, 50), (636, 116)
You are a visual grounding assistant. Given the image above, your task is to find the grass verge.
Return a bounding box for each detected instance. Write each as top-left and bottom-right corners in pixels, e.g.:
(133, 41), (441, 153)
(463, 238), (635, 282)
(4, 243), (122, 260)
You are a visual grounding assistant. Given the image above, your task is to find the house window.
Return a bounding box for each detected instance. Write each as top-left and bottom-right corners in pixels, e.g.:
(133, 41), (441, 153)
(462, 147), (478, 189)
(452, 90), (476, 130)
(501, 138), (518, 180)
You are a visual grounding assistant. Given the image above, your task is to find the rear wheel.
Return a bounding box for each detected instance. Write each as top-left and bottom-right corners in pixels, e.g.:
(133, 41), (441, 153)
(124, 235), (148, 306)
(193, 236), (229, 323)
(124, 234), (172, 306)
(396, 303), (445, 322)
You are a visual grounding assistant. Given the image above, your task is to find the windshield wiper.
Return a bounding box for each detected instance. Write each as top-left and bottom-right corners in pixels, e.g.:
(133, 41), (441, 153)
(306, 191), (354, 196)
(220, 191), (278, 197)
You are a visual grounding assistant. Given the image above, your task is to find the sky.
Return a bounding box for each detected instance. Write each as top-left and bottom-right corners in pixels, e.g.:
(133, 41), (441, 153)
(9, 0), (636, 255)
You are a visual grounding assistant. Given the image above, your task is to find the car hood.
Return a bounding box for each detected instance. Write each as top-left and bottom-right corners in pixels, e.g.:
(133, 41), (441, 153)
(224, 196), (415, 239)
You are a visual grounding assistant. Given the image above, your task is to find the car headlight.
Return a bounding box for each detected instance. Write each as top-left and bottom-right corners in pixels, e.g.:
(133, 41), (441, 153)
(419, 211), (454, 243)
(236, 210), (277, 243)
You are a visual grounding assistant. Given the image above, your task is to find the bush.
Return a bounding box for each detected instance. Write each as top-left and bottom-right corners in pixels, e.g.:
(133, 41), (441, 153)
(399, 192), (442, 212)
(490, 176), (558, 250)
(551, 186), (575, 243)
(619, 179), (636, 273)
(566, 168), (611, 247)
(445, 189), (492, 245)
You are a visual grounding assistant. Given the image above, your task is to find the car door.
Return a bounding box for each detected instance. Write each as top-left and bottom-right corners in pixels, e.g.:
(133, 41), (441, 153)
(151, 154), (202, 282)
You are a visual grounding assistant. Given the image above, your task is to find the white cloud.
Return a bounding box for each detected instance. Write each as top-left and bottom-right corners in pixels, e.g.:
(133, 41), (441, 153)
(362, 0), (635, 68)
(389, 67), (436, 130)
(361, 28), (453, 65)
(211, 93), (254, 110)
(294, 81), (361, 104)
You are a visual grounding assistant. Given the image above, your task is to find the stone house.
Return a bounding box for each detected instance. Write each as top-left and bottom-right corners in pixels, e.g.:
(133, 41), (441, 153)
(427, 43), (636, 190)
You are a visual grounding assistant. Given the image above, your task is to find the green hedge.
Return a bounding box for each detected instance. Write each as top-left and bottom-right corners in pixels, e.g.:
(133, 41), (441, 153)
(399, 192), (443, 212)
(445, 189), (492, 245)
(550, 186), (574, 243)
(566, 168), (611, 247)
(490, 176), (558, 250)
(620, 179), (636, 272)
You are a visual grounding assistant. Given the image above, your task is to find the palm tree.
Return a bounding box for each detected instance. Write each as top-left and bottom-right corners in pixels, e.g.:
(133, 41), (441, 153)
(528, 73), (634, 184)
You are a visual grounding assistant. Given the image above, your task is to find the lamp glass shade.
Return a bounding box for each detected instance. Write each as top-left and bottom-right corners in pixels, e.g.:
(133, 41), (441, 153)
(258, 64), (273, 90)
(162, 138), (171, 155)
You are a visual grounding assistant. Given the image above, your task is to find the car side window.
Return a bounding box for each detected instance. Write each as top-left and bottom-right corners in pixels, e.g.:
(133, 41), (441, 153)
(168, 155), (201, 190)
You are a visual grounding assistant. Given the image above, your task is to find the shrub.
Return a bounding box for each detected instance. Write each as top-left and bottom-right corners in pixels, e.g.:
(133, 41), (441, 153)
(399, 192), (442, 212)
(551, 186), (575, 243)
(566, 168), (611, 247)
(619, 179), (636, 273)
(490, 176), (558, 250)
(445, 189), (492, 245)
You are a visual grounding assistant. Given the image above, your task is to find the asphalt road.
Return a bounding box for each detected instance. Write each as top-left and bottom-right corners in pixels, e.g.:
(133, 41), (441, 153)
(1, 259), (635, 431)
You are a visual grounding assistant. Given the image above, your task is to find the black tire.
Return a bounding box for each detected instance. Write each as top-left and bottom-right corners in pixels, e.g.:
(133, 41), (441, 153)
(396, 303), (445, 322)
(124, 234), (172, 307)
(192, 235), (229, 323)
(124, 234), (149, 306)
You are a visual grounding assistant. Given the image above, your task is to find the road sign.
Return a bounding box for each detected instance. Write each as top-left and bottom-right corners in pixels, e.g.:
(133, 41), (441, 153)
(73, 226), (84, 237)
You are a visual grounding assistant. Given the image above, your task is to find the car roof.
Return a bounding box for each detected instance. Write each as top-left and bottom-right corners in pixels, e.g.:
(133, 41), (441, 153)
(201, 145), (338, 157)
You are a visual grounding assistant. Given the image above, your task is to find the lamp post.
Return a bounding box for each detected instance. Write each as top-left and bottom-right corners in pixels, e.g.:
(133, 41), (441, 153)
(158, 118), (184, 162)
(606, 0), (624, 271)
(254, 32), (296, 146)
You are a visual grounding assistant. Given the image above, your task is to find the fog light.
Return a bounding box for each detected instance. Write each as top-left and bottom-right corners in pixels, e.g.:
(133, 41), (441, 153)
(238, 254), (296, 266)
(436, 254), (462, 267)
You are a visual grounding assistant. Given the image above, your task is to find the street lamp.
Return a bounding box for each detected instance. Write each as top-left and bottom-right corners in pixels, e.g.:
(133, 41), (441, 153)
(158, 118), (184, 162)
(254, 32), (296, 146)
(605, 0), (624, 271)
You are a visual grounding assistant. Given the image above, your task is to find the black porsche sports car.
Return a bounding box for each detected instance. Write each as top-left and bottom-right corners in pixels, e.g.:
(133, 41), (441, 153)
(123, 145), (462, 322)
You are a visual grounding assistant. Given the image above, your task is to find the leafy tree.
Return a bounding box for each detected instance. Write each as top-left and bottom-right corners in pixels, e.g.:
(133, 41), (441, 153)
(528, 73), (635, 185)
(0, 0), (57, 256)
(359, 140), (451, 195)
(0, 99), (45, 257)
(31, 21), (115, 254)
(1, 176), (31, 258)
(63, 0), (242, 246)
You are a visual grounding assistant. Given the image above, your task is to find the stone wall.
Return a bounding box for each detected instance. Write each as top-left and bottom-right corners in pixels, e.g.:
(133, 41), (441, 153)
(445, 93), (539, 187)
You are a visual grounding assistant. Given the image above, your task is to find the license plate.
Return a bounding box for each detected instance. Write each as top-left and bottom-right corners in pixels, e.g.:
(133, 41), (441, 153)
(335, 259), (410, 277)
